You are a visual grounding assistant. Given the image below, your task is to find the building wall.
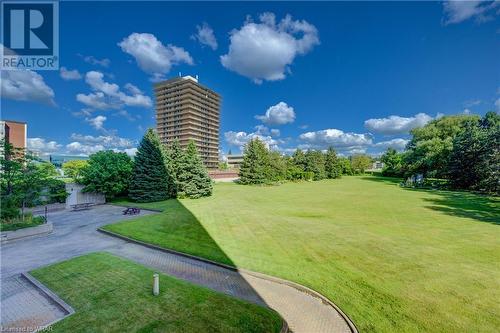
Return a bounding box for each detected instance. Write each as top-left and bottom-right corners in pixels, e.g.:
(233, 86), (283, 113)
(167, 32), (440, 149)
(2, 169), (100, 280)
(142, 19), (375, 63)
(65, 183), (106, 209)
(227, 155), (244, 169)
(155, 76), (220, 169)
(3, 121), (27, 149)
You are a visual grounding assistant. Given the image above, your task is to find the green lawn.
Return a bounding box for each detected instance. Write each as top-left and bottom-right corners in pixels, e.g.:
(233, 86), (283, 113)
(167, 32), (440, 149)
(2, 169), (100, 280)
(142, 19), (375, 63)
(106, 176), (500, 332)
(31, 253), (282, 333)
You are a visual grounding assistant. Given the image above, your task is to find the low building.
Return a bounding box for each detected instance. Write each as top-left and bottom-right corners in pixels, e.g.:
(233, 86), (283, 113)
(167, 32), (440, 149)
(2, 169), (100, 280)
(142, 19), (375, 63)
(227, 154), (244, 169)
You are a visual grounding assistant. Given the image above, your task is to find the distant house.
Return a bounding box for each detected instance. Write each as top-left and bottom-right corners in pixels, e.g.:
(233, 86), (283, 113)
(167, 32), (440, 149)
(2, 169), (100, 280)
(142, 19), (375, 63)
(371, 161), (384, 170)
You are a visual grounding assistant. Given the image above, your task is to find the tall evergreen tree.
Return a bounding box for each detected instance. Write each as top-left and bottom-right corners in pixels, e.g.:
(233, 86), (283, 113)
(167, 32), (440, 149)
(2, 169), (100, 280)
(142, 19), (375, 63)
(165, 139), (184, 197)
(239, 138), (270, 184)
(447, 122), (485, 189)
(292, 149), (307, 171)
(477, 112), (500, 194)
(304, 150), (326, 180)
(129, 129), (174, 202)
(177, 141), (213, 198)
(448, 111), (500, 194)
(324, 147), (341, 179)
(267, 150), (287, 182)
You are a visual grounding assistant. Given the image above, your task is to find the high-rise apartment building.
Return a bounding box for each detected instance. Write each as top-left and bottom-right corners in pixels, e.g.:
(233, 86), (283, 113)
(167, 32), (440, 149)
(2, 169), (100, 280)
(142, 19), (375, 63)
(155, 75), (220, 169)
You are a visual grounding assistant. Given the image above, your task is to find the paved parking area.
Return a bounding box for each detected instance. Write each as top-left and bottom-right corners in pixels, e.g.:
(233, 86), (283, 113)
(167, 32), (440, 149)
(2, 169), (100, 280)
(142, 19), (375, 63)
(1, 204), (354, 333)
(0, 205), (153, 332)
(1, 205), (154, 278)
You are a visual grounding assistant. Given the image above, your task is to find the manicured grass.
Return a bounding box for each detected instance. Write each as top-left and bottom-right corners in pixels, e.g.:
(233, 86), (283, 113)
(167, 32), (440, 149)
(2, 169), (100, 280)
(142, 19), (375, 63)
(31, 253), (282, 333)
(106, 176), (500, 332)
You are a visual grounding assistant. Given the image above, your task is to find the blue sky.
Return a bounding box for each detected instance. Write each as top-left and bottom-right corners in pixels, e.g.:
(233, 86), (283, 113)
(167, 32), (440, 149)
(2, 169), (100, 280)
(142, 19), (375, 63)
(1, 1), (499, 157)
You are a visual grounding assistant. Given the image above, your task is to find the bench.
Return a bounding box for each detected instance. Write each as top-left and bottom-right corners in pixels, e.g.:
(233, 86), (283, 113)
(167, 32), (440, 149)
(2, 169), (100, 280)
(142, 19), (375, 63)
(71, 203), (93, 211)
(123, 207), (141, 215)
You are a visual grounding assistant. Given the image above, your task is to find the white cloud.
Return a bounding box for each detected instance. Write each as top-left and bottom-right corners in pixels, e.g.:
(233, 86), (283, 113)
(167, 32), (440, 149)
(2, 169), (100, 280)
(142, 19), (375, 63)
(364, 113), (433, 135)
(254, 124), (270, 135)
(463, 99), (481, 108)
(66, 142), (105, 155)
(76, 71), (152, 110)
(255, 102), (296, 125)
(76, 92), (115, 110)
(495, 97), (500, 111)
(191, 22), (218, 50)
(118, 33), (193, 80)
(124, 83), (143, 95)
(374, 138), (409, 151)
(220, 12), (319, 83)
(60, 67), (82, 80)
(86, 115), (107, 131)
(299, 129), (373, 151)
(27, 133), (137, 157)
(69, 133), (134, 149)
(79, 54), (110, 67)
(27, 138), (62, 154)
(225, 131), (280, 151)
(65, 133), (136, 156)
(270, 129), (281, 137)
(442, 1), (499, 25)
(1, 70), (55, 106)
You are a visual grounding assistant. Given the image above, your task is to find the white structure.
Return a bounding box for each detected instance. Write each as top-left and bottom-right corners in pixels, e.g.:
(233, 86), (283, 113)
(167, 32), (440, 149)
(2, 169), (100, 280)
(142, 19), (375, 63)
(65, 183), (105, 209)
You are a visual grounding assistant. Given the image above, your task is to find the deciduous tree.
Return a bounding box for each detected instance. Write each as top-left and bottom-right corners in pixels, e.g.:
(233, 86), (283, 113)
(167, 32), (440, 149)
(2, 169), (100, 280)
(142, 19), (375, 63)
(81, 150), (133, 199)
(62, 160), (88, 182)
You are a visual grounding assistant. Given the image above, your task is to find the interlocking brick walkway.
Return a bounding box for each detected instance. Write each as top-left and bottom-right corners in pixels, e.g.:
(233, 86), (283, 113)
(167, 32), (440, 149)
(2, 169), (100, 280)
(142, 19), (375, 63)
(110, 243), (353, 333)
(1, 275), (66, 331)
(1, 205), (355, 333)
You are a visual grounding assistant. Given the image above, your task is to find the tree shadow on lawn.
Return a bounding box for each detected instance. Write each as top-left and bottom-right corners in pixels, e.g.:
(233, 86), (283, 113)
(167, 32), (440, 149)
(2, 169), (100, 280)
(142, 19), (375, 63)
(361, 176), (499, 225)
(108, 199), (270, 307)
(420, 191), (499, 225)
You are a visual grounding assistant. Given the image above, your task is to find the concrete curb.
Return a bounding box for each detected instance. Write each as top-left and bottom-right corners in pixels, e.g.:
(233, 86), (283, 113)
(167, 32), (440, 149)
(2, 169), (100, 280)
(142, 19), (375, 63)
(20, 272), (75, 332)
(98, 228), (358, 333)
(1, 223), (53, 244)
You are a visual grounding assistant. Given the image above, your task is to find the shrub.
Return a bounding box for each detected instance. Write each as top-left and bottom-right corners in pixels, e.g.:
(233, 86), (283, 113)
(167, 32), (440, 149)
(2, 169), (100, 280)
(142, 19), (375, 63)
(0, 195), (20, 220)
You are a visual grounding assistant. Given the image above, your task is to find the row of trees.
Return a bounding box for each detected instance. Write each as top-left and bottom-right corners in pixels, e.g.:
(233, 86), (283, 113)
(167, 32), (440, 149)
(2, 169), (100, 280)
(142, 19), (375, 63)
(1, 141), (68, 220)
(238, 139), (372, 185)
(380, 112), (499, 194)
(78, 129), (212, 201)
